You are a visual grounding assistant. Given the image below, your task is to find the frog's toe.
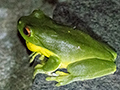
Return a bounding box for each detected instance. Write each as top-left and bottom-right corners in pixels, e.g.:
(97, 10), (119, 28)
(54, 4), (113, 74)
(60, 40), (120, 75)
(55, 78), (73, 86)
(46, 77), (64, 86)
(46, 75), (68, 82)
(33, 68), (45, 79)
(56, 82), (64, 86)
(46, 77), (57, 81)
(29, 52), (40, 63)
(56, 81), (71, 87)
(46, 75), (74, 86)
(34, 64), (43, 69)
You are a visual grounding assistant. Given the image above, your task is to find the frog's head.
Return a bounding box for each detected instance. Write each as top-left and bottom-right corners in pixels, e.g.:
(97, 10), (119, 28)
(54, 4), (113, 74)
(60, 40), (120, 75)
(17, 10), (50, 46)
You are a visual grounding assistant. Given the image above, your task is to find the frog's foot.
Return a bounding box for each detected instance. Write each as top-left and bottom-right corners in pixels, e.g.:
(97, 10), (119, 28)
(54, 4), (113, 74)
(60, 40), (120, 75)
(46, 75), (73, 86)
(46, 70), (71, 86)
(29, 52), (40, 63)
(29, 52), (45, 63)
(33, 64), (45, 79)
(33, 64), (59, 79)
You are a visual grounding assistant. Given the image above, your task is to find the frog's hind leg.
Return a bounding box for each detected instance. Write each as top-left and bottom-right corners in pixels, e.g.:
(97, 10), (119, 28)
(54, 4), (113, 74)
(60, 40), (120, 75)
(46, 58), (116, 86)
(67, 58), (116, 80)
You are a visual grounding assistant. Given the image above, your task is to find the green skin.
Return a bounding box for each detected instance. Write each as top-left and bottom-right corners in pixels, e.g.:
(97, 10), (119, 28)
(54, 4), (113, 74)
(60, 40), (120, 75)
(17, 10), (117, 86)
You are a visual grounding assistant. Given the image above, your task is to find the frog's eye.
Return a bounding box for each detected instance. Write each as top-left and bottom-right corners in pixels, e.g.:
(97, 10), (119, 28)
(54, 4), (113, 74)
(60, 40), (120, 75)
(23, 26), (31, 37)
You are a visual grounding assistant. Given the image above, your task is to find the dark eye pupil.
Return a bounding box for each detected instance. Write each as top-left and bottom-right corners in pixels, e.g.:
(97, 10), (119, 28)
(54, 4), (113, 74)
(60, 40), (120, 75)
(23, 26), (31, 37)
(23, 28), (29, 35)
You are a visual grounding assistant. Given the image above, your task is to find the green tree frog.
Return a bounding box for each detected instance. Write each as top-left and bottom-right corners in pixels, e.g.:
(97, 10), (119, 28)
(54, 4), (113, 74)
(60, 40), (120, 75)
(17, 10), (117, 86)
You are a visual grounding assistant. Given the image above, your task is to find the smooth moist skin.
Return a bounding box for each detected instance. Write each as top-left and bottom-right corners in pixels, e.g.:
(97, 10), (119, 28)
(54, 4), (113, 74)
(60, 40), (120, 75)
(17, 10), (117, 86)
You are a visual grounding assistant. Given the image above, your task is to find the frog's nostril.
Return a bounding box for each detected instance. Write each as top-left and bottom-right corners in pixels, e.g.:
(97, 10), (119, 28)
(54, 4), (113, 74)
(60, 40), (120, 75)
(19, 20), (21, 24)
(18, 18), (22, 24)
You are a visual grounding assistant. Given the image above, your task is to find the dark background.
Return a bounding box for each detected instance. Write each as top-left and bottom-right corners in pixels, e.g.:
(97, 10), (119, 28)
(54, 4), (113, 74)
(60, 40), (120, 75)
(0, 0), (120, 90)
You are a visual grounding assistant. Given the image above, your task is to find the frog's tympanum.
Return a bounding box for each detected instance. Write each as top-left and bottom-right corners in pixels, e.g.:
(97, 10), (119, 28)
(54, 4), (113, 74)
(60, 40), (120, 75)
(17, 10), (117, 86)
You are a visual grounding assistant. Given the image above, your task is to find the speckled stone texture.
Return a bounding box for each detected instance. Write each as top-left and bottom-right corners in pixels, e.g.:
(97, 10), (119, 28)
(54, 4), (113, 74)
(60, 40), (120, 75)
(0, 0), (120, 90)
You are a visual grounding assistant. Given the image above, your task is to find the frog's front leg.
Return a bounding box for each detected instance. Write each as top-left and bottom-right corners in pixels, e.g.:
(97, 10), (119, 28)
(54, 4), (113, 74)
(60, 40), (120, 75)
(46, 58), (116, 86)
(33, 55), (61, 78)
(29, 52), (43, 63)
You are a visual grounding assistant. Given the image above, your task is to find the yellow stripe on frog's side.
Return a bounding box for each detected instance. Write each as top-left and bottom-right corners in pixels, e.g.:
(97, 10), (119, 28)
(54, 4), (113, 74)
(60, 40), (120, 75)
(26, 41), (55, 57)
(26, 41), (72, 69)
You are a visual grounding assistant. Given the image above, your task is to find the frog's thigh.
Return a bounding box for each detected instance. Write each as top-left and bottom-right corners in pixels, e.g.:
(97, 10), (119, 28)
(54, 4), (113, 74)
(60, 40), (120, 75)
(46, 75), (73, 86)
(67, 59), (116, 80)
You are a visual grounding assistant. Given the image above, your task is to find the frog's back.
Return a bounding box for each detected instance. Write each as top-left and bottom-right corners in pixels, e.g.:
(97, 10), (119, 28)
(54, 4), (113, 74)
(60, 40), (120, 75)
(36, 25), (116, 64)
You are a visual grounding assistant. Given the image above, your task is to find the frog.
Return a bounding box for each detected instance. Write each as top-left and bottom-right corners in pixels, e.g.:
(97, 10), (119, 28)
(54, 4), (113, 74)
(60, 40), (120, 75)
(17, 9), (117, 86)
